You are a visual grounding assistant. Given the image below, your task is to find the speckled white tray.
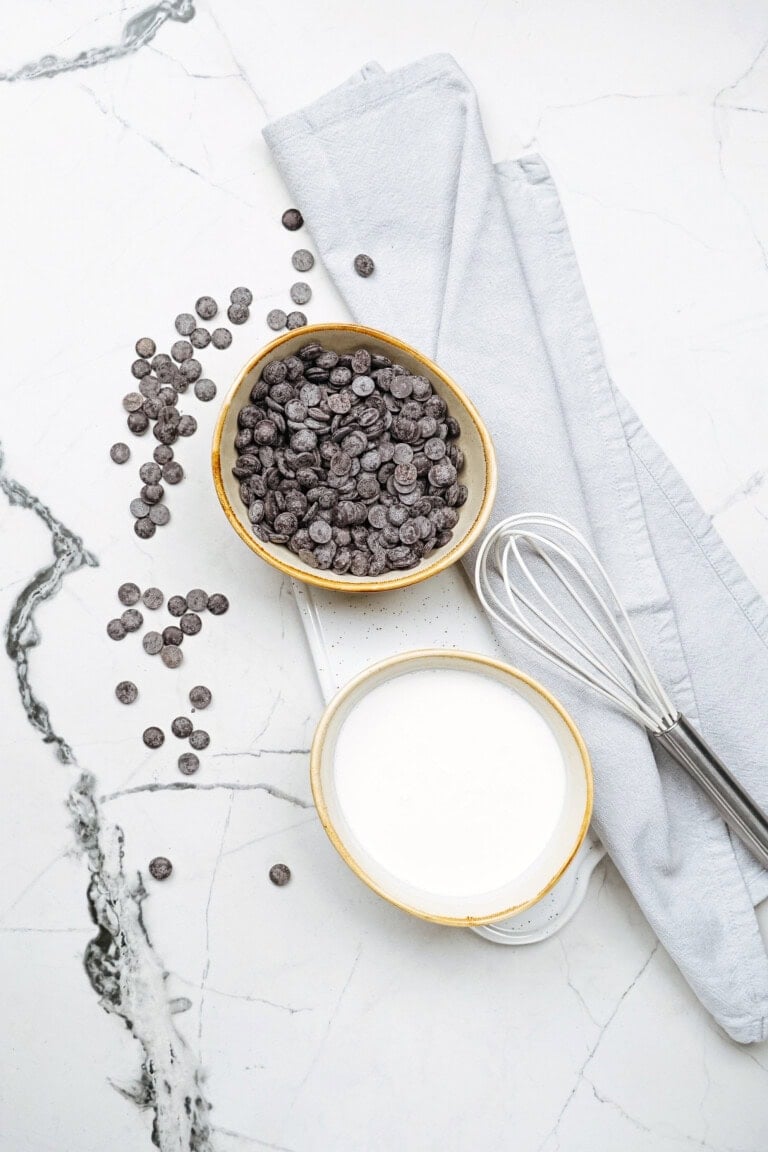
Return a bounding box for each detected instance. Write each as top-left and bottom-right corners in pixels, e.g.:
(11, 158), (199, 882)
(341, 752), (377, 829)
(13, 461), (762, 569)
(293, 566), (605, 943)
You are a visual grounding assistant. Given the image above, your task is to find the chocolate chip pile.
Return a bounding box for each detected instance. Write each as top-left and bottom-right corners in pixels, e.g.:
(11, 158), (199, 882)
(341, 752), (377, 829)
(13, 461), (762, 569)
(233, 341), (468, 575)
(112, 289), (252, 538)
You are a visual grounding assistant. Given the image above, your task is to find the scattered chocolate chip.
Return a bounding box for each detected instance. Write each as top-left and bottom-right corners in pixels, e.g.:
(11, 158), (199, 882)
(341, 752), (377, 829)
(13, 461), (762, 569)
(175, 313), (196, 336)
(178, 414), (197, 437)
(186, 588), (209, 612)
(143, 630), (163, 655)
(153, 444), (174, 465)
(110, 442), (131, 464)
(231, 286), (253, 306)
(189, 685), (211, 709)
(267, 309), (287, 331)
(211, 327), (232, 350)
(180, 612), (202, 636)
(162, 625), (183, 646)
(178, 752), (200, 776)
(162, 461), (184, 485)
(123, 391), (144, 412)
(179, 359), (202, 384)
(196, 296), (218, 321)
(208, 593), (229, 615)
(136, 337), (156, 359)
(131, 359), (151, 380)
(143, 726), (164, 749)
(127, 411), (150, 435)
(118, 582), (141, 606)
(227, 303), (249, 325)
(354, 253), (375, 277)
(149, 503), (170, 526)
(141, 483), (164, 505)
(189, 729), (210, 750)
(269, 863), (291, 886)
(290, 282), (311, 305)
(134, 517), (156, 539)
(171, 340), (193, 363)
(171, 716), (193, 738)
(121, 608), (143, 632)
(286, 311), (307, 330)
(148, 856), (172, 881)
(107, 618), (126, 640)
(141, 587), (164, 610)
(161, 644), (183, 668)
(139, 462), (162, 484)
(190, 326), (211, 349)
(115, 680), (138, 705)
(281, 208), (303, 231)
(194, 378), (216, 402)
(291, 249), (314, 272)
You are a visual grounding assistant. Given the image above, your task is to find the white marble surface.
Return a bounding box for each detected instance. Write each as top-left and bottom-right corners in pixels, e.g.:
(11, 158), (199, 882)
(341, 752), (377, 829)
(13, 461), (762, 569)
(2, 2), (768, 1149)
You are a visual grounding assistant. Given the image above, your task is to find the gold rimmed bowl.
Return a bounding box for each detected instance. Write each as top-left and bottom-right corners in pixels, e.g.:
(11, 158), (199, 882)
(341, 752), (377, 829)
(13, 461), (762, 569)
(212, 323), (497, 592)
(310, 650), (594, 926)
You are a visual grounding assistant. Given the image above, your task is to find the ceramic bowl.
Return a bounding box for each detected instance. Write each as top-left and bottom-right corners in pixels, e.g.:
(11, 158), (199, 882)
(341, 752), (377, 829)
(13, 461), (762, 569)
(212, 323), (497, 593)
(310, 650), (593, 926)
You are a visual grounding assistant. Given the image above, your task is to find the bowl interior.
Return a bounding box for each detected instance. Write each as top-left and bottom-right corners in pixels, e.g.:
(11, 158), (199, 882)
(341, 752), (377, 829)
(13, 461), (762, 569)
(213, 324), (495, 592)
(311, 651), (593, 926)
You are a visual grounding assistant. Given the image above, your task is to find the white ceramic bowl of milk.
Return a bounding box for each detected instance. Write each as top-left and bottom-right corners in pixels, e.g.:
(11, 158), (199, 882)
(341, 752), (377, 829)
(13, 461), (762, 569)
(310, 650), (593, 926)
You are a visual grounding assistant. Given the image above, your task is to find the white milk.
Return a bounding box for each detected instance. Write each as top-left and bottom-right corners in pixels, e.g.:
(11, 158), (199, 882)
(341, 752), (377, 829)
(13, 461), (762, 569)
(333, 668), (567, 898)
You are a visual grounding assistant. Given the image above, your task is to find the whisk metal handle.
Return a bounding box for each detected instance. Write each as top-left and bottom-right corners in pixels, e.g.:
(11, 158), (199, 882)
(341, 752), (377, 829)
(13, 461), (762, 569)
(653, 715), (768, 870)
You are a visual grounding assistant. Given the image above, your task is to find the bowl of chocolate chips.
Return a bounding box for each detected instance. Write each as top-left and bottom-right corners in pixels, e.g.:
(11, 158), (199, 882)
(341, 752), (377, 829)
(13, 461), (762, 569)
(212, 324), (497, 592)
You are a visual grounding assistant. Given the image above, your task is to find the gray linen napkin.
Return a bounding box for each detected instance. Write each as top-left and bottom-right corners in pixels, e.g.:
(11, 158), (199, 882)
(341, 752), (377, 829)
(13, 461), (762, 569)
(264, 54), (768, 1042)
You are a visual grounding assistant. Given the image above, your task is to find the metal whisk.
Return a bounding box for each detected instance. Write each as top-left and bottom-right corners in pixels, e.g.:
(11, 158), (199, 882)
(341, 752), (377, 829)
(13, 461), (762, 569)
(475, 513), (768, 869)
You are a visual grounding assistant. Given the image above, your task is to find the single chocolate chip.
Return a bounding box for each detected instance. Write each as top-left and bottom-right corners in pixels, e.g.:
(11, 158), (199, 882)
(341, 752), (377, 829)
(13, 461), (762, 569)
(143, 630), (163, 655)
(190, 326), (211, 349)
(286, 311), (307, 330)
(354, 253), (375, 277)
(211, 328), (232, 350)
(171, 340), (193, 363)
(127, 411), (150, 435)
(281, 208), (303, 231)
(194, 378), (217, 402)
(139, 462), (162, 484)
(179, 612), (202, 635)
(121, 608), (143, 632)
(291, 249), (314, 272)
(267, 309), (288, 331)
(134, 517), (156, 539)
(189, 729), (210, 750)
(290, 282), (311, 305)
(168, 595), (187, 616)
(107, 618), (126, 640)
(141, 587), (164, 611)
(141, 483), (164, 505)
(178, 414), (197, 437)
(196, 296), (218, 320)
(179, 359), (202, 383)
(153, 444), (174, 465)
(152, 421), (177, 445)
(152, 353), (172, 370)
(175, 313), (196, 336)
(163, 625), (183, 646)
(189, 685), (212, 709)
(143, 726), (164, 749)
(208, 593), (230, 615)
(110, 442), (130, 464)
(162, 461), (184, 484)
(161, 644), (183, 668)
(136, 337), (156, 358)
(118, 582), (141, 606)
(186, 588), (209, 612)
(115, 680), (138, 705)
(131, 359), (151, 380)
(227, 303), (249, 325)
(178, 752), (200, 776)
(149, 504), (170, 526)
(231, 286), (253, 306)
(123, 391), (144, 412)
(269, 863), (291, 886)
(171, 716), (193, 738)
(148, 856), (172, 881)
